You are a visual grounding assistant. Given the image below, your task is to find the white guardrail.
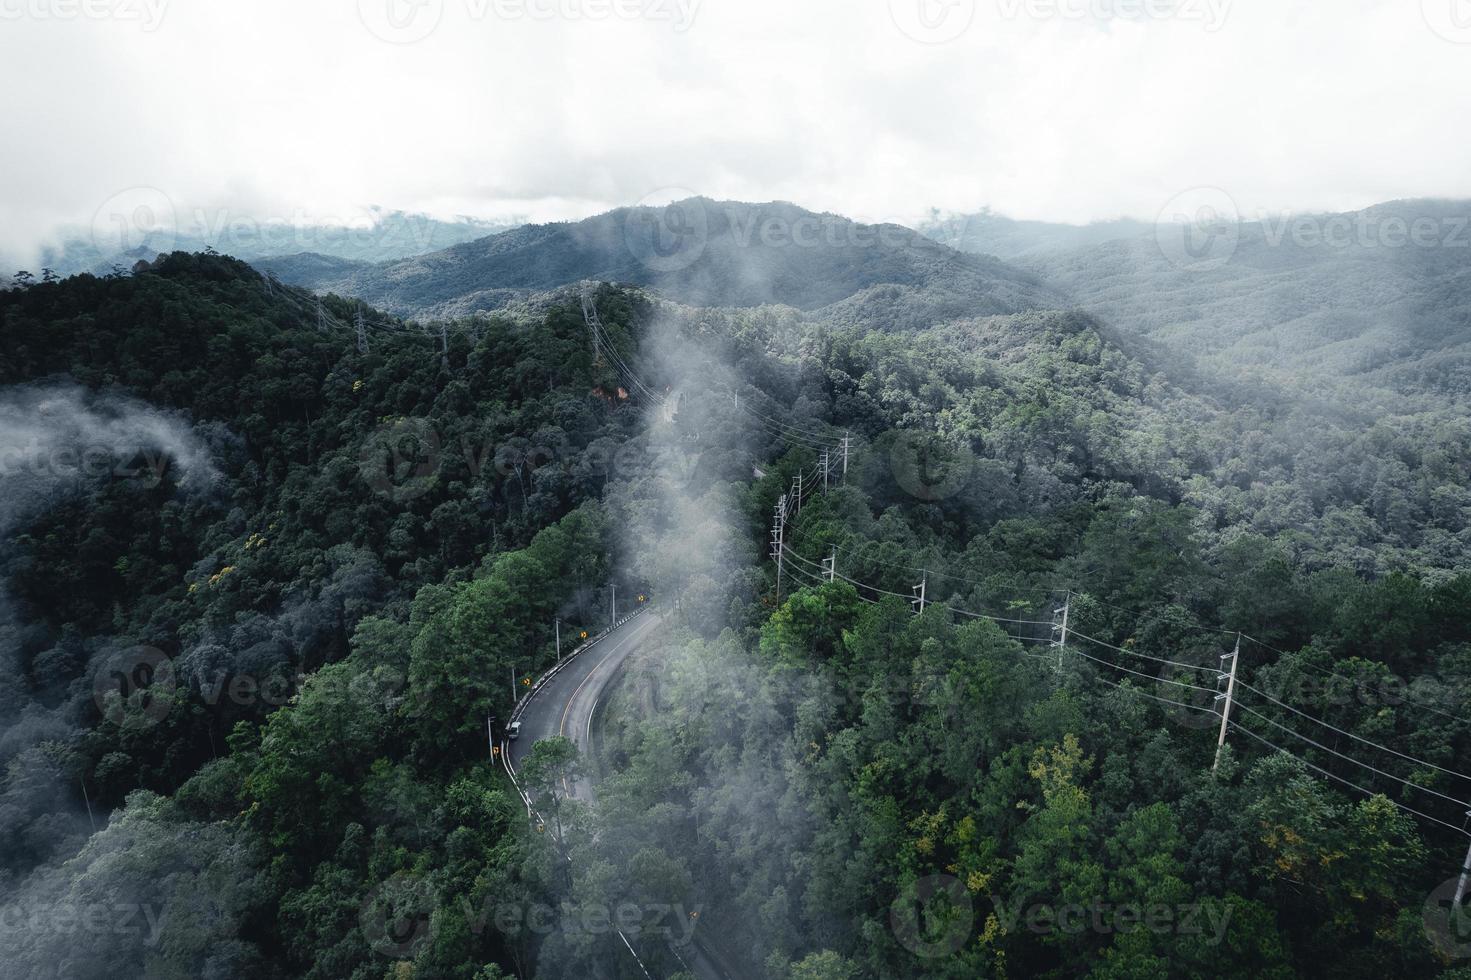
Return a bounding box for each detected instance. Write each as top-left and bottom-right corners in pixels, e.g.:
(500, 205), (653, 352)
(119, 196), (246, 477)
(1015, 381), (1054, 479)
(497, 603), (655, 978)
(501, 603), (651, 788)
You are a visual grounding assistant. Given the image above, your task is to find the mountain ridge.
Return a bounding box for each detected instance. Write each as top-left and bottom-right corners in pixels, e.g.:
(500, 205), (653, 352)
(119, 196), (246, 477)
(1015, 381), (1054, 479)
(256, 198), (1061, 324)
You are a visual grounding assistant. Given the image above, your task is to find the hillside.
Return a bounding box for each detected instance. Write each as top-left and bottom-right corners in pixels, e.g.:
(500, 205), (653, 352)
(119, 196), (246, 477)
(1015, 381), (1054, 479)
(259, 199), (1059, 322)
(920, 207), (1150, 259)
(3, 256), (1470, 978)
(991, 199), (1471, 404)
(37, 207), (516, 278)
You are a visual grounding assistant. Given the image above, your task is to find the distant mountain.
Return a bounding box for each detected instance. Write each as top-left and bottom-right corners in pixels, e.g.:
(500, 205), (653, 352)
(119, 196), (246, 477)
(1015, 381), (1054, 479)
(920, 208), (1150, 260)
(35, 207), (518, 277)
(1014, 199), (1471, 403)
(258, 199), (1059, 323)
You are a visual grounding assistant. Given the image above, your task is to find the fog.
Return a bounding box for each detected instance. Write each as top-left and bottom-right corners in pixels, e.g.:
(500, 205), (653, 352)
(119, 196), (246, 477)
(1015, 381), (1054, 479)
(0, 382), (218, 536)
(5, 0), (1471, 269)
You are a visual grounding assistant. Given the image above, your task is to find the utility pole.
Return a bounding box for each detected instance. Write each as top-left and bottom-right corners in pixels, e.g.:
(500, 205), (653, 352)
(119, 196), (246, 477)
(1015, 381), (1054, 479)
(611, 584), (617, 627)
(841, 431), (850, 481)
(793, 472), (804, 515)
(912, 573), (927, 614)
(79, 776), (96, 833)
(316, 298), (328, 333)
(822, 547), (836, 584)
(1455, 817), (1471, 907)
(486, 716), (495, 757)
(821, 451), (830, 492)
(555, 618), (561, 660)
(439, 323), (450, 371)
(354, 308), (369, 354)
(1052, 593), (1071, 674)
(1213, 633), (1242, 773)
(511, 666), (517, 703)
(770, 494), (788, 601)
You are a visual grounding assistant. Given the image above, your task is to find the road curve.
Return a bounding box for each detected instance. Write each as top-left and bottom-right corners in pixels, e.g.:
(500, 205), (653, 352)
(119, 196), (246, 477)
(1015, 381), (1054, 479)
(506, 609), (661, 794)
(503, 610), (742, 980)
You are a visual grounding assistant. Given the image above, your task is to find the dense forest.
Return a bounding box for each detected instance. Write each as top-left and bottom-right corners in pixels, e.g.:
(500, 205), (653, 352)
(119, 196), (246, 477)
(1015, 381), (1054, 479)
(1, 249), (1469, 979)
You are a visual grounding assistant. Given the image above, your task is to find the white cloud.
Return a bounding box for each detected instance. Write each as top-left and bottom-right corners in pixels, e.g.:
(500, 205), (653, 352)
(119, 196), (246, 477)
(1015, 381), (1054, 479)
(2, 0), (1469, 269)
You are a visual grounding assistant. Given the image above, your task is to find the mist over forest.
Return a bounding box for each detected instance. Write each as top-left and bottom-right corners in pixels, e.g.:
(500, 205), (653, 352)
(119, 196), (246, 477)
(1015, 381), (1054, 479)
(7, 1), (1471, 977)
(1, 188), (1470, 978)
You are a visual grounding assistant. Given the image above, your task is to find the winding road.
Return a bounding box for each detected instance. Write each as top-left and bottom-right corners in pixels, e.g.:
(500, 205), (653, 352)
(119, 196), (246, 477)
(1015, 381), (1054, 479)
(505, 610), (660, 797)
(503, 609), (743, 980)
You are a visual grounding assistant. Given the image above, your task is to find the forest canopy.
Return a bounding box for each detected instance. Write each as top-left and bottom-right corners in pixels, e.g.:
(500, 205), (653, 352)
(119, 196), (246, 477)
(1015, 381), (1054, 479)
(0, 251), (1468, 978)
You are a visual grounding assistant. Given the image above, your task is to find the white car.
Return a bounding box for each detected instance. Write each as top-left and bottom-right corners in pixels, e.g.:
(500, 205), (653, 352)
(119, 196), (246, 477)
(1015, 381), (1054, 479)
(507, 721), (522, 741)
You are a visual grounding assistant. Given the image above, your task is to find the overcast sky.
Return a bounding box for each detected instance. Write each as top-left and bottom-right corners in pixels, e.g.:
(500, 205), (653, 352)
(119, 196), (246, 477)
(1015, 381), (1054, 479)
(3, 0), (1470, 267)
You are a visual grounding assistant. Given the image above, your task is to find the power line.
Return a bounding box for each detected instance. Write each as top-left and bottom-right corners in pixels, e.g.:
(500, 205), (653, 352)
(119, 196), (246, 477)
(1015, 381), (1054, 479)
(1066, 644), (1221, 695)
(1240, 633), (1471, 729)
(1068, 629), (1223, 675)
(743, 407), (834, 444)
(582, 297), (663, 402)
(1231, 701), (1471, 809)
(832, 543), (1065, 601)
(1232, 678), (1471, 786)
(944, 607), (1054, 627)
(1227, 721), (1471, 838)
(789, 537), (1471, 819)
(1084, 671), (1223, 717)
(785, 544), (1171, 648)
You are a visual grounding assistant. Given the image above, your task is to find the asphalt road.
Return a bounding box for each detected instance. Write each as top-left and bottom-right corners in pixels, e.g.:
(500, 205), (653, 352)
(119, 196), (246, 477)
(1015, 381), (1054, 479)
(504, 611), (745, 980)
(506, 610), (661, 793)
